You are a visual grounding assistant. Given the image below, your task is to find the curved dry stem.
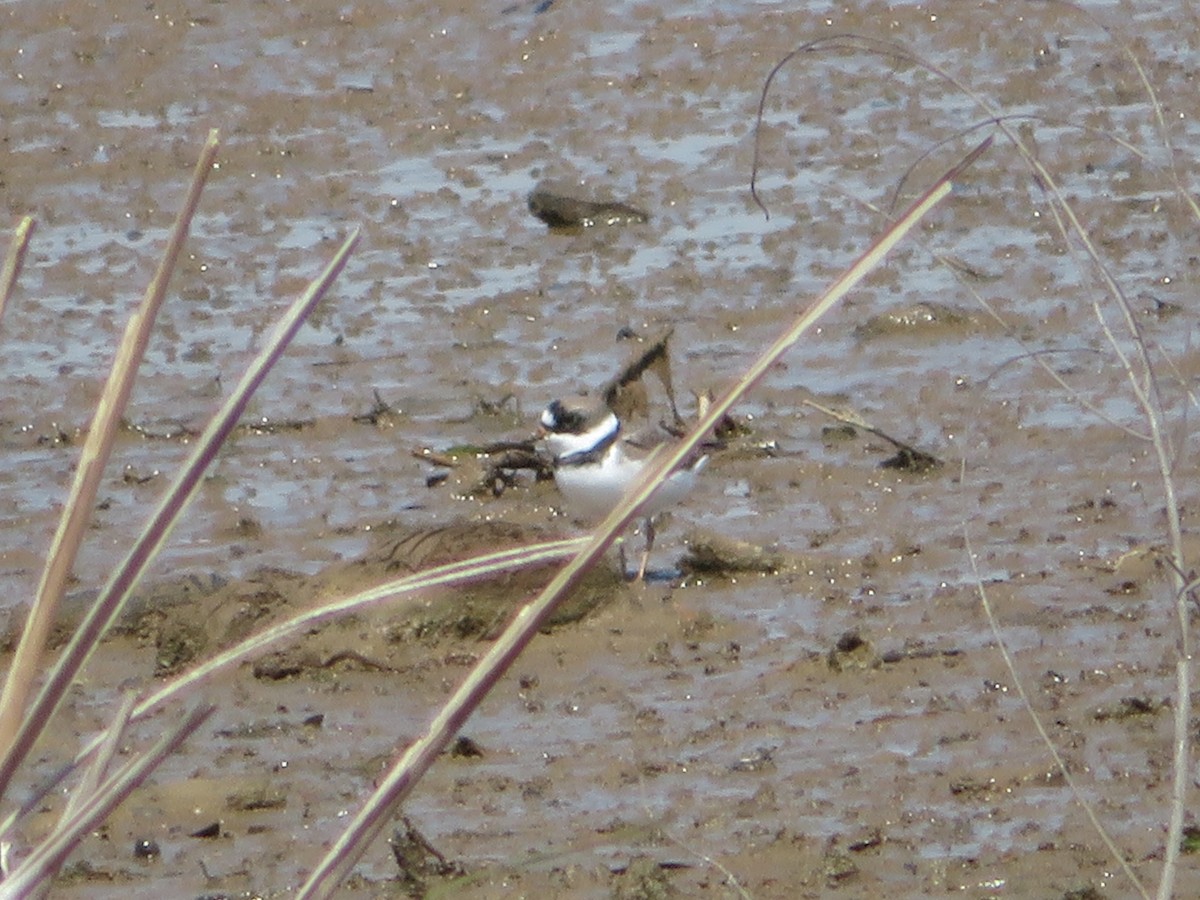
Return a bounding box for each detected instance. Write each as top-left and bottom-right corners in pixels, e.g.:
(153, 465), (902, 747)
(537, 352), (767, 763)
(0, 536), (588, 840)
(825, 175), (1150, 441)
(890, 111), (1160, 217)
(133, 538), (587, 725)
(751, 34), (1162, 443)
(1035, 0), (1200, 225)
(957, 271), (1149, 442)
(754, 24), (1192, 894)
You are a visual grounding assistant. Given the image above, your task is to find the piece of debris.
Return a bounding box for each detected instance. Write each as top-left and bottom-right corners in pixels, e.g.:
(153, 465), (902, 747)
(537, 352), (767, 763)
(853, 301), (979, 340)
(848, 829), (884, 852)
(389, 817), (463, 896)
(225, 784), (287, 812)
(1181, 825), (1200, 854)
(804, 398), (942, 472)
(1092, 696), (1163, 721)
(878, 644), (963, 665)
(822, 849), (859, 886)
(827, 630), (878, 671)
(412, 441), (549, 498)
(527, 181), (649, 228)
(730, 745), (777, 773)
(353, 389), (403, 427)
(449, 735), (485, 758)
(679, 529), (793, 576)
(611, 855), (678, 899)
(879, 445), (941, 472)
(236, 415), (312, 436)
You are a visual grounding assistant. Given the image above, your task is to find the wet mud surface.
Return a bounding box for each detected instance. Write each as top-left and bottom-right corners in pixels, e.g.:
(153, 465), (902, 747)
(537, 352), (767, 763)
(3, 0), (1200, 896)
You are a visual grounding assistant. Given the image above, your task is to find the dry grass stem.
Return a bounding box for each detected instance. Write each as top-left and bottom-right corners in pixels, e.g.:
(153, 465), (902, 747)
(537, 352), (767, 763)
(58, 693), (138, 827)
(0, 131), (221, 763)
(0, 536), (588, 840)
(758, 27), (1194, 894)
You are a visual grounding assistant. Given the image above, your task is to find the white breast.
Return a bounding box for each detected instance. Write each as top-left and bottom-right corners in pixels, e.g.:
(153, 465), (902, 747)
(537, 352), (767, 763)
(553, 445), (706, 522)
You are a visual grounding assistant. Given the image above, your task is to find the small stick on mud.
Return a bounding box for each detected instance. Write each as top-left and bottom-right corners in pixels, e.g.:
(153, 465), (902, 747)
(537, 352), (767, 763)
(803, 398), (941, 472)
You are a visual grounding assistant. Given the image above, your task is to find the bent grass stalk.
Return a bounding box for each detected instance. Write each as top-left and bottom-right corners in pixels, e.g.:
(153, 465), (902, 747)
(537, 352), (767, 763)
(295, 137), (991, 899)
(0, 705), (214, 900)
(964, 525), (1150, 900)
(57, 692), (139, 827)
(0, 535), (590, 839)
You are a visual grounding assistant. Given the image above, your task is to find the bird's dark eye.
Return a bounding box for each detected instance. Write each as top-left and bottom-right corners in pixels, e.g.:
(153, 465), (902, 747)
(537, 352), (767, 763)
(545, 400), (586, 434)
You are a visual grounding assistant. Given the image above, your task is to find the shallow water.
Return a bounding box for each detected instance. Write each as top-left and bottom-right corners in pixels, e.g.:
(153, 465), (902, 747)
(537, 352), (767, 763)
(2, 0), (1200, 896)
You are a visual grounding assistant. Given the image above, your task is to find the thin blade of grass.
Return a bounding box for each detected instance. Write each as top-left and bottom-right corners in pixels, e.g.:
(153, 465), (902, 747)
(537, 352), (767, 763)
(0, 215), (35, 326)
(0, 535), (588, 842)
(295, 138), (989, 899)
(0, 704), (213, 899)
(963, 524), (1148, 899)
(58, 692), (138, 826)
(0, 132), (220, 760)
(1044, 0), (1200, 225)
(0, 226), (361, 802)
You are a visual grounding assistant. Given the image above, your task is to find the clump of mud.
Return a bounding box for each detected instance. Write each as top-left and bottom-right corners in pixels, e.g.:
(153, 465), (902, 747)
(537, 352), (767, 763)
(105, 519), (623, 678)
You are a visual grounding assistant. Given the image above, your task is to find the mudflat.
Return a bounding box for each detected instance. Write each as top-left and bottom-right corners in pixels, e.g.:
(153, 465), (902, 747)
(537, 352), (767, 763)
(1, 1), (1197, 896)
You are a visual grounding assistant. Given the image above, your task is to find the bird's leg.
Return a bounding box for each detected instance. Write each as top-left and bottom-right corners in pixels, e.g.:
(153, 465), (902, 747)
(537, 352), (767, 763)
(635, 516), (656, 582)
(618, 538), (630, 581)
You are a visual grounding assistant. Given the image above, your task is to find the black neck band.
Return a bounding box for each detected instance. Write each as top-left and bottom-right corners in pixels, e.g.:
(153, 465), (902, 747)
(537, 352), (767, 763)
(556, 420), (621, 467)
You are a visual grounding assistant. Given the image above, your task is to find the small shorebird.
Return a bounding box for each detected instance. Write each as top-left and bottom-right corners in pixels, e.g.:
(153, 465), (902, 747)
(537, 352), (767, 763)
(538, 394), (707, 580)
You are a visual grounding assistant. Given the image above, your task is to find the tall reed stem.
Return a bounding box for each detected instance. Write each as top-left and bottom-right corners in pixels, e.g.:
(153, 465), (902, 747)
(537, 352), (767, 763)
(0, 132), (220, 759)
